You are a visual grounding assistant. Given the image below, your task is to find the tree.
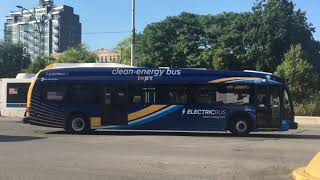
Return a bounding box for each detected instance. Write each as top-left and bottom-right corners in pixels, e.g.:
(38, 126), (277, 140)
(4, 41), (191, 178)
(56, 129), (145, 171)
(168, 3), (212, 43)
(250, 0), (318, 72)
(57, 44), (97, 63)
(275, 44), (317, 102)
(116, 37), (131, 65)
(25, 56), (55, 73)
(0, 42), (31, 78)
(138, 12), (209, 68)
(135, 0), (319, 73)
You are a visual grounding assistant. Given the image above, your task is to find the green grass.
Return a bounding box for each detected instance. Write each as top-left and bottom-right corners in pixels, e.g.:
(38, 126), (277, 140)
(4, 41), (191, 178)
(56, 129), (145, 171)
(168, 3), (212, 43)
(294, 96), (320, 116)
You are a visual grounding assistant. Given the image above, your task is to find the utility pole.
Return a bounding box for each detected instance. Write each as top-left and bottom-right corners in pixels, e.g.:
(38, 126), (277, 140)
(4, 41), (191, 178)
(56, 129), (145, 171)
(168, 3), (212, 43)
(131, 0), (136, 66)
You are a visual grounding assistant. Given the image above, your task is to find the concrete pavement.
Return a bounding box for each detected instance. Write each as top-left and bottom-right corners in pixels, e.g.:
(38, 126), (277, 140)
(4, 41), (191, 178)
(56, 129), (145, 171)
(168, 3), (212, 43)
(0, 117), (319, 180)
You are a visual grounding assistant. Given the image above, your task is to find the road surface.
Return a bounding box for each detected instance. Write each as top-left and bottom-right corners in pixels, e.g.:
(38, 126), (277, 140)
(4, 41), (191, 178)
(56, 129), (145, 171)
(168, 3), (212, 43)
(0, 117), (319, 180)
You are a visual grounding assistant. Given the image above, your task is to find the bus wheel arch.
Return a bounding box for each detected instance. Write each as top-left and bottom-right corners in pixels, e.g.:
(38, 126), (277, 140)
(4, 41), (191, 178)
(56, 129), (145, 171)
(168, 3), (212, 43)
(228, 112), (252, 136)
(66, 111), (90, 133)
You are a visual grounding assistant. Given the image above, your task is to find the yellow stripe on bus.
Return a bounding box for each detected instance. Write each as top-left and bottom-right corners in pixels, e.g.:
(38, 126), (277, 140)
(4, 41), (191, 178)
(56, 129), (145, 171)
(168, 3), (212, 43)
(128, 105), (167, 121)
(209, 77), (262, 83)
(27, 78), (36, 108)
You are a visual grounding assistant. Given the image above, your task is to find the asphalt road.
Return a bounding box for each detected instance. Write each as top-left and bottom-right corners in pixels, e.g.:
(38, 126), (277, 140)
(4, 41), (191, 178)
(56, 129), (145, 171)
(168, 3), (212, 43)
(0, 117), (319, 180)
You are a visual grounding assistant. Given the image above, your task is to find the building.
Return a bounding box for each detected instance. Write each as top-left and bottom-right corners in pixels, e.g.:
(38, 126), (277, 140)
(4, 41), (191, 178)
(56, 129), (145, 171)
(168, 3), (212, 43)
(0, 73), (35, 118)
(4, 0), (81, 60)
(95, 48), (121, 63)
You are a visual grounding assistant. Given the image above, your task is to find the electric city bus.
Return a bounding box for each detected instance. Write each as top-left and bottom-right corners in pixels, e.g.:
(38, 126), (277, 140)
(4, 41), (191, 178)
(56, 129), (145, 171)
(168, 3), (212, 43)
(25, 67), (298, 136)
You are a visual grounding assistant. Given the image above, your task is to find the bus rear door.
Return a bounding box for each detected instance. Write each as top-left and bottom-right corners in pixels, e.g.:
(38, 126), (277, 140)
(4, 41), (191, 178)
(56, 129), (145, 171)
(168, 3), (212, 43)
(256, 85), (282, 129)
(102, 86), (128, 125)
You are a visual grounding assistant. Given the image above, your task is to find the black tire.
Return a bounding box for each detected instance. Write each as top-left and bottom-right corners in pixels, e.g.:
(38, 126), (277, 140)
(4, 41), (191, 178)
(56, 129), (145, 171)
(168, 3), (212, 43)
(231, 118), (250, 136)
(67, 114), (89, 133)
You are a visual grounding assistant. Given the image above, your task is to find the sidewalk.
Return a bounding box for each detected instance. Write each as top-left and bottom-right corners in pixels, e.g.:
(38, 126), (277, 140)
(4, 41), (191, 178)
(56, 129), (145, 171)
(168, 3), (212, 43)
(295, 116), (320, 125)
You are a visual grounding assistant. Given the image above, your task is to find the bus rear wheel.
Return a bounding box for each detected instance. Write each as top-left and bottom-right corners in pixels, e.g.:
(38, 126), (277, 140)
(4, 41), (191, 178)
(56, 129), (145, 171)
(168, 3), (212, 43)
(231, 118), (250, 136)
(67, 114), (89, 133)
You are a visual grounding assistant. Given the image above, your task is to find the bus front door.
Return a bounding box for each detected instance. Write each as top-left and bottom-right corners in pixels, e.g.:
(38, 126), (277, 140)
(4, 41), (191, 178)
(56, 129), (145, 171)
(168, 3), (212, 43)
(102, 86), (128, 125)
(256, 85), (281, 129)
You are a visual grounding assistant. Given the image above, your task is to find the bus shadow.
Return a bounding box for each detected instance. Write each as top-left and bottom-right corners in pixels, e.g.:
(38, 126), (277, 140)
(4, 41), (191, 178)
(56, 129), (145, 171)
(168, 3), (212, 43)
(47, 130), (320, 140)
(0, 135), (45, 142)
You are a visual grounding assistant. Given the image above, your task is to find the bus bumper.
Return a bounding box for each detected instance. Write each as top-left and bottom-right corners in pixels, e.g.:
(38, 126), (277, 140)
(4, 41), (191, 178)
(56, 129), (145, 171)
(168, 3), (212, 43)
(290, 122), (298, 129)
(22, 116), (31, 124)
(22, 111), (30, 124)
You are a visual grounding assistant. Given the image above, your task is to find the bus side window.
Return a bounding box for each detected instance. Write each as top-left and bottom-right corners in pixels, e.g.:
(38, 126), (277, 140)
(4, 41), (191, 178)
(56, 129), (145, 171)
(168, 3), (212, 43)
(216, 85), (253, 105)
(142, 87), (156, 104)
(71, 85), (97, 104)
(42, 85), (66, 103)
(257, 94), (266, 107)
(168, 88), (189, 104)
(193, 87), (216, 104)
(104, 88), (111, 105)
(128, 87), (142, 104)
(283, 90), (291, 113)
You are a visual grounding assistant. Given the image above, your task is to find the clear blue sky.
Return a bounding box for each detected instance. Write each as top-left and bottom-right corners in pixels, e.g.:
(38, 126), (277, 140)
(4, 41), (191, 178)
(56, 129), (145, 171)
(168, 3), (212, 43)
(1, 0), (319, 50)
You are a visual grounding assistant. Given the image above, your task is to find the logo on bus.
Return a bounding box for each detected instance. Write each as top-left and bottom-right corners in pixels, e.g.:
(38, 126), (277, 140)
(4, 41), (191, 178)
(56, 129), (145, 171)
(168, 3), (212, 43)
(138, 76), (154, 81)
(112, 69), (181, 77)
(182, 109), (227, 119)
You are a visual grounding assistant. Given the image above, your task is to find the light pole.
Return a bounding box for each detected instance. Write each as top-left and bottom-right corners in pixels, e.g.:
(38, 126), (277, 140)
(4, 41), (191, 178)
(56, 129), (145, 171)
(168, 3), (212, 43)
(16, 5), (48, 58)
(131, 0), (136, 66)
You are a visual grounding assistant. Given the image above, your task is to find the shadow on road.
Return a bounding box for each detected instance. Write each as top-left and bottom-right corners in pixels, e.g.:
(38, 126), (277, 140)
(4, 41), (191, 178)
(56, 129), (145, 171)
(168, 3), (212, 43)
(46, 130), (320, 140)
(0, 135), (45, 142)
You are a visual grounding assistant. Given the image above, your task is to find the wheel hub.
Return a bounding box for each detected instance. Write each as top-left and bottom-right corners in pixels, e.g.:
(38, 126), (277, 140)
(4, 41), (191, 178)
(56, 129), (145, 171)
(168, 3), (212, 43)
(236, 121), (247, 133)
(72, 118), (85, 132)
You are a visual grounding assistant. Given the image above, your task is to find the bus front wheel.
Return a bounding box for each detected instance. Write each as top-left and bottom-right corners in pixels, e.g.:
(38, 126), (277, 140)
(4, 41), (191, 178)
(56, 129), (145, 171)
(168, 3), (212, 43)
(231, 118), (250, 136)
(67, 114), (89, 133)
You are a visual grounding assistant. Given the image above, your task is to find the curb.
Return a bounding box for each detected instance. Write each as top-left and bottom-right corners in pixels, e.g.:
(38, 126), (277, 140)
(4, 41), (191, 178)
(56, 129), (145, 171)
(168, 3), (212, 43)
(295, 116), (320, 125)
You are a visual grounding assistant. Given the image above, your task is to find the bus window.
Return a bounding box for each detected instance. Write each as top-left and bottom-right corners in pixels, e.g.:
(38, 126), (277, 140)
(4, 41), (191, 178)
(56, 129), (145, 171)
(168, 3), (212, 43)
(104, 88), (112, 105)
(283, 90), (291, 114)
(70, 85), (97, 104)
(193, 87), (216, 104)
(128, 86), (155, 104)
(128, 87), (142, 104)
(257, 94), (270, 108)
(142, 87), (156, 104)
(216, 85), (253, 105)
(168, 88), (189, 104)
(43, 86), (66, 103)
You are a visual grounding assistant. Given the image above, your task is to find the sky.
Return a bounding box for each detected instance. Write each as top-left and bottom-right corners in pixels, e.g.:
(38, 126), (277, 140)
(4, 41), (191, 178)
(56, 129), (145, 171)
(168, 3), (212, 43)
(1, 0), (319, 50)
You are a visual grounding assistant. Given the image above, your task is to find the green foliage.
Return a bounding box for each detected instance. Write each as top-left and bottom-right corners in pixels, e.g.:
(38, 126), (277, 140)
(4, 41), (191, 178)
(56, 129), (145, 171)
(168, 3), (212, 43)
(275, 44), (317, 102)
(116, 37), (131, 65)
(25, 56), (55, 74)
(138, 12), (209, 68)
(294, 97), (320, 116)
(56, 44), (97, 63)
(129, 0), (320, 115)
(136, 0), (319, 72)
(0, 42), (31, 78)
(251, 0), (318, 72)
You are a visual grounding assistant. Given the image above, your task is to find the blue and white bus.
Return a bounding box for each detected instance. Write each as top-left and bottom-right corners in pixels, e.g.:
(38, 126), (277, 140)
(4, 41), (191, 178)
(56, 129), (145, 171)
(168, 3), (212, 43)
(25, 67), (298, 136)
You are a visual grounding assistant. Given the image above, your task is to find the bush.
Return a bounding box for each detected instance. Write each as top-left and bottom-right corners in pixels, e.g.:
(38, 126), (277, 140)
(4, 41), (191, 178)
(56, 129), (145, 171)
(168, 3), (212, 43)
(294, 94), (320, 116)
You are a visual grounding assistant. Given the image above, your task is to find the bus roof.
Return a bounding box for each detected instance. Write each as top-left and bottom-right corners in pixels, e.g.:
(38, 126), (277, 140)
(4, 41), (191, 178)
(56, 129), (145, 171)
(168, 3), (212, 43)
(37, 67), (284, 84)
